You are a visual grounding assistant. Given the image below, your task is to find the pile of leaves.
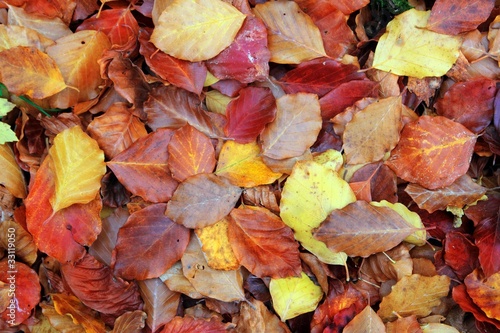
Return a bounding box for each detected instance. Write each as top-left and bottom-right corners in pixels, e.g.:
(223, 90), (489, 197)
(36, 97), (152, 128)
(0, 0), (499, 332)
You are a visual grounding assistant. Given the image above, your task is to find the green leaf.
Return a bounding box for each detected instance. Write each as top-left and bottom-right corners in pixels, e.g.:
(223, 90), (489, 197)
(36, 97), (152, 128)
(0, 122), (18, 144)
(0, 98), (15, 117)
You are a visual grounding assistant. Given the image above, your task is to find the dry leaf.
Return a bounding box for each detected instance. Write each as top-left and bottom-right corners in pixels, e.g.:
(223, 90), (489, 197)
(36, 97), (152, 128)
(0, 143), (26, 198)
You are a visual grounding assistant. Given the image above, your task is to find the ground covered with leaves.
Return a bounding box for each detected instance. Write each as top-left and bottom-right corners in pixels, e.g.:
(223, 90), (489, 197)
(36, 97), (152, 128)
(0, 0), (499, 332)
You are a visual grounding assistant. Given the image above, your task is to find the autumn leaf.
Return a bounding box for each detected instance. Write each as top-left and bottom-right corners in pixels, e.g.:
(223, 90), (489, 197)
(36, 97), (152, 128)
(0, 123), (18, 144)
(215, 141), (282, 188)
(112, 310), (147, 333)
(465, 269), (500, 320)
(377, 274), (450, 321)
(452, 284), (500, 330)
(151, 0), (245, 62)
(159, 315), (233, 333)
(373, 9), (462, 78)
(111, 204), (190, 280)
(0, 143), (26, 198)
(49, 126), (106, 213)
(40, 303), (85, 333)
(280, 160), (355, 264)
(443, 232), (479, 280)
(0, 219), (37, 265)
(232, 297), (290, 333)
(52, 293), (106, 333)
(348, 162), (397, 203)
(270, 272), (323, 321)
(253, 1), (327, 64)
(160, 262), (204, 299)
(385, 115), (477, 190)
(343, 306), (385, 333)
(261, 93), (322, 160)
(166, 173), (242, 229)
(473, 214), (500, 278)
(0, 46), (67, 99)
(228, 206), (301, 278)
(0, 24), (55, 52)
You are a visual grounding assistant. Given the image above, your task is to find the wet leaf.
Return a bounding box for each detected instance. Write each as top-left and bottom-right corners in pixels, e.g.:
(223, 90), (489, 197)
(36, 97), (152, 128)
(151, 0), (245, 62)
(166, 173), (242, 229)
(373, 9), (461, 78)
(253, 1), (327, 64)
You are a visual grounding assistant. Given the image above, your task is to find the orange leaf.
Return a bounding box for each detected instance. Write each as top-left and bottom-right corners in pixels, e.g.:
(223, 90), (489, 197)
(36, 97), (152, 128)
(53, 294), (106, 333)
(385, 115), (477, 189)
(159, 316), (233, 333)
(228, 206), (301, 278)
(465, 269), (500, 321)
(107, 128), (179, 203)
(167, 124), (216, 182)
(343, 306), (385, 333)
(0, 46), (66, 99)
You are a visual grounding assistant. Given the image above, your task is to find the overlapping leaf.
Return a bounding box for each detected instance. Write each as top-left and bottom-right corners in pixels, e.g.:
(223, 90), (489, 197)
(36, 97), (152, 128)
(464, 269), (500, 321)
(151, 0), (245, 62)
(0, 24), (54, 52)
(0, 219), (37, 265)
(159, 316), (233, 333)
(0, 143), (26, 198)
(52, 294), (106, 333)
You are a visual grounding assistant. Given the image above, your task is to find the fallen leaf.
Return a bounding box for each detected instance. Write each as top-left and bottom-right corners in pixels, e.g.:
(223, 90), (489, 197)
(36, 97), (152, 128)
(167, 124), (216, 182)
(377, 274), (450, 321)
(112, 203), (190, 280)
(49, 126), (106, 213)
(0, 24), (54, 52)
(46, 30), (111, 109)
(348, 162), (397, 203)
(443, 232), (479, 280)
(0, 46), (67, 99)
(112, 310), (147, 333)
(215, 141), (282, 187)
(329, 0), (369, 14)
(313, 201), (417, 257)
(427, 0), (495, 35)
(159, 315), (233, 333)
(253, 1), (327, 64)
(342, 305), (385, 333)
(261, 93), (322, 159)
(385, 116), (477, 190)
(228, 206), (301, 278)
(0, 143), (26, 198)
(52, 293), (106, 333)
(107, 128), (179, 203)
(0, 219), (37, 265)
(280, 160), (355, 264)
(232, 297), (291, 333)
(166, 173), (242, 229)
(464, 269), (500, 321)
(385, 315), (422, 333)
(473, 214), (500, 278)
(373, 9), (462, 78)
(151, 0), (245, 62)
(40, 302), (85, 333)
(270, 272), (323, 321)
(0, 123), (18, 145)
(195, 217), (240, 271)
(160, 261), (204, 299)
(406, 174), (487, 213)
(359, 243), (413, 283)
(343, 96), (402, 165)
(452, 284), (500, 330)
(421, 323), (460, 333)
(138, 278), (180, 333)
(242, 185), (280, 213)
(181, 236), (246, 302)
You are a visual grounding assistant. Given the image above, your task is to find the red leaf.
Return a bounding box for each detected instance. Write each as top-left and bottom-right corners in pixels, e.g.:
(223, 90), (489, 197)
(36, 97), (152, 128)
(427, 0), (496, 35)
(348, 162), (397, 203)
(138, 28), (206, 94)
(160, 316), (232, 333)
(452, 284), (500, 330)
(224, 87), (276, 143)
(330, 0), (369, 14)
(443, 232), (479, 280)
(206, 15), (270, 83)
(473, 213), (500, 278)
(61, 253), (143, 317)
(434, 78), (496, 133)
(279, 59), (366, 97)
(0, 260), (40, 326)
(111, 203), (190, 280)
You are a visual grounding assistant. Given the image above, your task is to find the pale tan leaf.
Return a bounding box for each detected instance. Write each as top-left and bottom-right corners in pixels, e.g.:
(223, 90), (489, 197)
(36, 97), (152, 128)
(343, 306), (386, 333)
(47, 30), (111, 109)
(233, 298), (291, 333)
(151, 0), (245, 62)
(40, 303), (85, 333)
(112, 311), (147, 333)
(261, 93), (322, 160)
(0, 24), (54, 52)
(0, 219), (37, 265)
(0, 143), (26, 198)
(253, 1), (327, 64)
(160, 261), (204, 299)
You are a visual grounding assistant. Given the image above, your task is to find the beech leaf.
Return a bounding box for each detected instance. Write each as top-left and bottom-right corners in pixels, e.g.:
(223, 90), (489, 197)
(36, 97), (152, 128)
(151, 0), (245, 62)
(112, 310), (147, 333)
(0, 143), (26, 198)
(253, 1), (327, 64)
(49, 126), (106, 213)
(166, 173), (242, 229)
(0, 123), (18, 144)
(269, 272), (323, 321)
(343, 306), (385, 333)
(373, 9), (461, 79)
(52, 294), (106, 333)
(464, 269), (500, 321)
(159, 316), (233, 333)
(0, 220), (37, 266)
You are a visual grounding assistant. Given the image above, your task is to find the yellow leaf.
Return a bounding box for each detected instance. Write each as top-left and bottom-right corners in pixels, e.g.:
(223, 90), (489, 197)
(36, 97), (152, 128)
(372, 9), (461, 79)
(195, 217), (240, 271)
(49, 126), (106, 213)
(216, 141), (282, 187)
(47, 30), (111, 109)
(0, 24), (55, 52)
(151, 0), (245, 62)
(280, 160), (356, 264)
(312, 149), (344, 173)
(270, 272), (323, 321)
(253, 1), (327, 64)
(371, 200), (427, 246)
(205, 90), (233, 115)
(0, 122), (19, 145)
(0, 143), (26, 198)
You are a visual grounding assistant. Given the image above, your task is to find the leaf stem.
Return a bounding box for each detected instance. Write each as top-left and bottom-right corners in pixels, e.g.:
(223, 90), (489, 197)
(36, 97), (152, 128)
(17, 96), (62, 117)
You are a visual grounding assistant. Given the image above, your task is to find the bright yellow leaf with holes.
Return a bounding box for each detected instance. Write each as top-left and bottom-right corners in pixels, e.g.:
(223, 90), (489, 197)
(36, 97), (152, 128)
(216, 141), (282, 187)
(49, 126), (106, 213)
(373, 9), (461, 79)
(270, 272), (323, 321)
(151, 0), (245, 62)
(280, 160), (356, 265)
(195, 217), (240, 271)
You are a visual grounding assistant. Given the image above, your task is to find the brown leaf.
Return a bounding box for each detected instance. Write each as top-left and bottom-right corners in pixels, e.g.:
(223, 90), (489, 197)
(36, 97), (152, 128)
(40, 302), (86, 333)
(406, 174), (487, 214)
(377, 274), (450, 321)
(138, 278), (180, 333)
(228, 206), (301, 278)
(112, 203), (190, 280)
(160, 261), (204, 299)
(166, 173), (242, 229)
(160, 316), (233, 333)
(0, 219), (37, 265)
(52, 293), (106, 333)
(233, 298), (291, 333)
(261, 93), (322, 159)
(343, 306), (385, 333)
(112, 310), (147, 333)
(107, 128), (179, 203)
(359, 243), (413, 283)
(385, 116), (477, 190)
(313, 201), (416, 257)
(349, 162), (397, 203)
(386, 315), (422, 333)
(242, 185), (280, 213)
(88, 103), (148, 159)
